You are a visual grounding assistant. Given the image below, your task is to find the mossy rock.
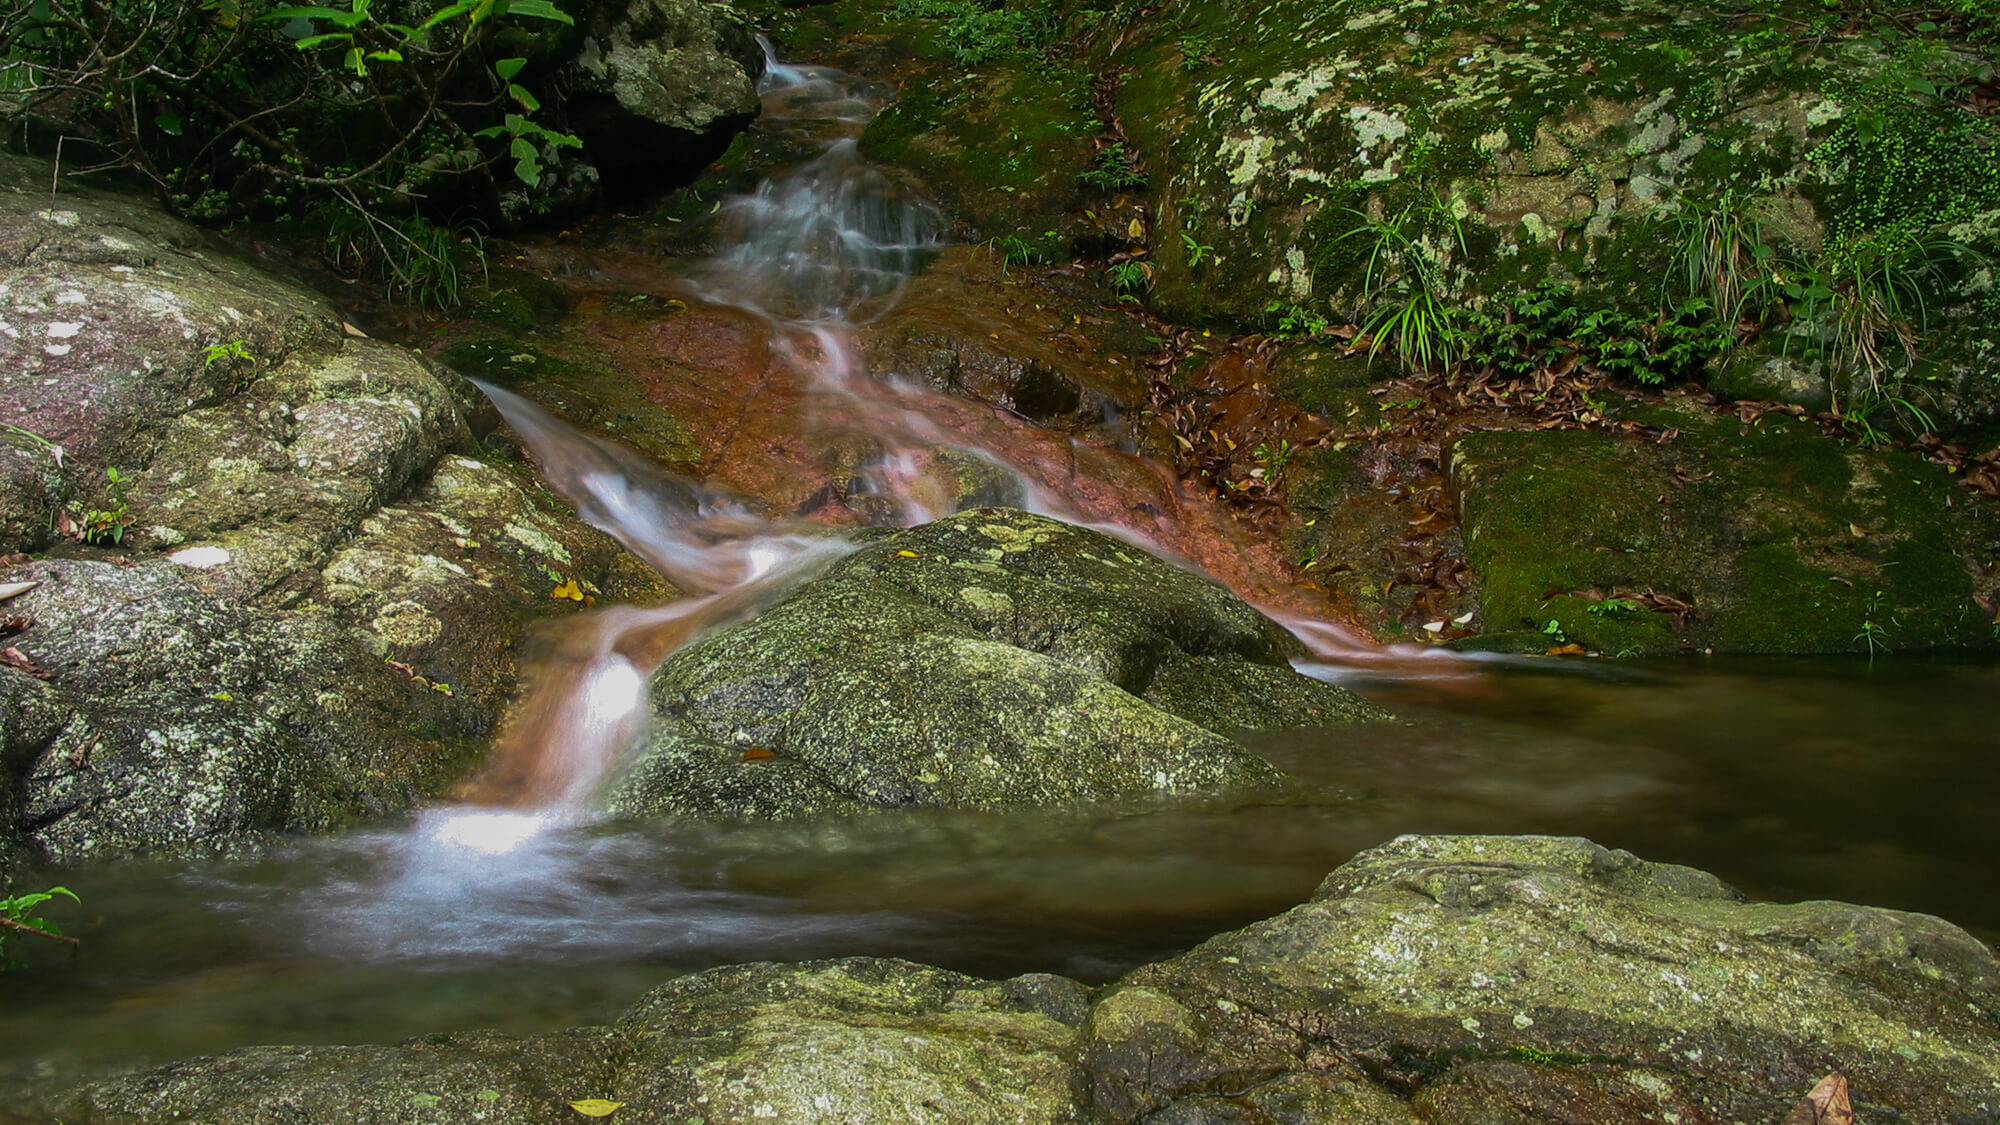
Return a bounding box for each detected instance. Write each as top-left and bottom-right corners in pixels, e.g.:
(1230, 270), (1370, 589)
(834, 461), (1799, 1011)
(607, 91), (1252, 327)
(611, 509), (1385, 818)
(859, 64), (1097, 244)
(1449, 405), (2000, 654)
(1091, 834), (2000, 1122)
(437, 336), (703, 474)
(1098, 0), (1999, 357)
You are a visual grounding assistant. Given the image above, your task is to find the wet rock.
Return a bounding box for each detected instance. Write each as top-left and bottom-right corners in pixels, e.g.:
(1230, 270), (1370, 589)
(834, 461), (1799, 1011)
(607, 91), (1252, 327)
(35, 837), (2000, 1121)
(612, 958), (1088, 1124)
(859, 66), (1096, 245)
(565, 0), (763, 207)
(1448, 400), (2000, 654)
(1088, 834), (2000, 1123)
(0, 157), (676, 860)
(610, 509), (1383, 818)
(858, 245), (1151, 433)
(45, 1027), (625, 1125)
(44, 958), (1089, 1125)
(4, 559), (471, 861)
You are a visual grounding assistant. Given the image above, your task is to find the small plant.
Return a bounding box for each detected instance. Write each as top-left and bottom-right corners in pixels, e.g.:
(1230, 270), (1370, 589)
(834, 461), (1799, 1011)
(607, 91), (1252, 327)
(1, 885), (79, 967)
(1104, 259), (1152, 300)
(1179, 229), (1217, 268)
(1662, 188), (1775, 326)
(1176, 32), (1218, 69)
(1265, 300), (1330, 337)
(985, 231), (1060, 271)
(1252, 439), (1295, 483)
(202, 338), (252, 368)
(1296, 542), (1321, 570)
(1587, 597), (1641, 618)
(1338, 197), (1466, 372)
(67, 466), (133, 546)
(1855, 590), (1894, 661)
(1079, 143), (1146, 193)
(1542, 618), (1569, 645)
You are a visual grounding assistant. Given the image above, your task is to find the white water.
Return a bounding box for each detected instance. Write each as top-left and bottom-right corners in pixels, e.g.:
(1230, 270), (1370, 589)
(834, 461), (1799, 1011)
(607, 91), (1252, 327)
(368, 42), (1398, 947)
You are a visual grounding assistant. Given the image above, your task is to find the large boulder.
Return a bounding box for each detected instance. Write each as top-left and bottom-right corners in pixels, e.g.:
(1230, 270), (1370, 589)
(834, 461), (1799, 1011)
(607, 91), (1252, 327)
(0, 157), (669, 860)
(1087, 834), (2000, 1123)
(606, 508), (1385, 819)
(1447, 398), (2000, 654)
(564, 0), (764, 207)
(32, 837), (2000, 1122)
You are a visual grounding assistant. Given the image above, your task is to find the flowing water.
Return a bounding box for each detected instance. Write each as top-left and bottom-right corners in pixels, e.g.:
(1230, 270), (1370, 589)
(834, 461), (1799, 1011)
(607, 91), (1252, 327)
(4, 45), (1998, 1086)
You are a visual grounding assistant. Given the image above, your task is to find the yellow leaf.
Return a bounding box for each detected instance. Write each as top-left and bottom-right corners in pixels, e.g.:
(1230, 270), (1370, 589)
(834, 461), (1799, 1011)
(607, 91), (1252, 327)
(895, 550), (920, 558)
(569, 1100), (624, 1117)
(665, 298), (687, 310)
(1848, 522), (1868, 538)
(552, 579), (584, 601)
(1127, 217), (1145, 240)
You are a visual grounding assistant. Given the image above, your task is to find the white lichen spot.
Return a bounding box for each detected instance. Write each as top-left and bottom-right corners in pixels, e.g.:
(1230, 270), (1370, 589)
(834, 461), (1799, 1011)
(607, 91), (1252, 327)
(1475, 129), (1511, 154)
(56, 289), (87, 306)
(1513, 1012), (1534, 1028)
(1258, 65), (1341, 112)
(958, 586), (1015, 615)
(1625, 1071), (1674, 1099)
(1804, 96), (1846, 127)
(1460, 1016), (1482, 1033)
(1218, 133), (1278, 187)
(169, 545), (231, 568)
(43, 344), (71, 357)
(503, 520), (573, 564)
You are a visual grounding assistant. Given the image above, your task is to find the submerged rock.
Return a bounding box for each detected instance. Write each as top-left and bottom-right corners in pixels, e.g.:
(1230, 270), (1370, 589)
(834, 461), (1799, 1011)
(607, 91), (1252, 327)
(37, 836), (2000, 1122)
(607, 508), (1384, 819)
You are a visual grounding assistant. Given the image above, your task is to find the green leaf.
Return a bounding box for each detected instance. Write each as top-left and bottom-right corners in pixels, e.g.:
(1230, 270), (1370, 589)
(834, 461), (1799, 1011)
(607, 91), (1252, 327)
(500, 0), (574, 23)
(494, 56), (527, 80)
(507, 83), (540, 111)
(510, 136), (536, 159)
(294, 31), (354, 48)
(266, 5), (354, 21)
(473, 124), (505, 138)
(366, 48), (404, 61)
(154, 111), (183, 135)
(512, 155), (541, 186)
(468, 0), (496, 24)
(416, 0), (477, 29)
(345, 45), (367, 74)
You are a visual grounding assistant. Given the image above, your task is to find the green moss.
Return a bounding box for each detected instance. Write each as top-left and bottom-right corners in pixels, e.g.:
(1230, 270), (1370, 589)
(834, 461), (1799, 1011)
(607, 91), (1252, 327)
(1454, 415), (2000, 655)
(860, 64), (1096, 240)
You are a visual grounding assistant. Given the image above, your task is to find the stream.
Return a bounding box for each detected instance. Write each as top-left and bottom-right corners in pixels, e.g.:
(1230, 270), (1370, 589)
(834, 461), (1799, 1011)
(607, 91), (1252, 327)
(3, 44), (1998, 1089)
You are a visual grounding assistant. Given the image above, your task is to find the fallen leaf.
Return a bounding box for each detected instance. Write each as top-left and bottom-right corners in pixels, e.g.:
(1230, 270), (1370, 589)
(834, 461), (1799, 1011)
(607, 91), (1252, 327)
(569, 1100), (625, 1117)
(0, 646), (54, 680)
(1848, 522), (1868, 538)
(0, 616), (29, 638)
(552, 579), (586, 602)
(1781, 1073), (1854, 1125)
(0, 580), (38, 600)
(1127, 217), (1145, 240)
(342, 320), (369, 338)
(741, 747), (775, 761)
(1545, 643), (1587, 656)
(895, 550), (920, 558)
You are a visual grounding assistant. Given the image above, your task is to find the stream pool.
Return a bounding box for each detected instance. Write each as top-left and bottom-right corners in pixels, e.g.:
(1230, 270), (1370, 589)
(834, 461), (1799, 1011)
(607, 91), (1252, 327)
(4, 653), (1995, 1086)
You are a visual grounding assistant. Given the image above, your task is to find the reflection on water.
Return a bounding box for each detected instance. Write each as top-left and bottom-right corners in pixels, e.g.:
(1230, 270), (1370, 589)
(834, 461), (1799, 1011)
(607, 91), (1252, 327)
(4, 657), (1996, 1079)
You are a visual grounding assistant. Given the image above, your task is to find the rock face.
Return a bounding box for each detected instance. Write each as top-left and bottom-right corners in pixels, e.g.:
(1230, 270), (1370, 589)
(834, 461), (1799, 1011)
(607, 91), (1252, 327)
(37, 836), (2000, 1122)
(1089, 834), (2000, 1123)
(607, 508), (1385, 819)
(565, 0), (763, 206)
(1448, 399), (2000, 654)
(0, 156), (668, 861)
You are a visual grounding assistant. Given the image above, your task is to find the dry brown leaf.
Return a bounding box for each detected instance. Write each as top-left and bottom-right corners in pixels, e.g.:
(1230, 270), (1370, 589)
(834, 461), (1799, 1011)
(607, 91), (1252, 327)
(0, 646), (54, 680)
(1781, 1073), (1854, 1125)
